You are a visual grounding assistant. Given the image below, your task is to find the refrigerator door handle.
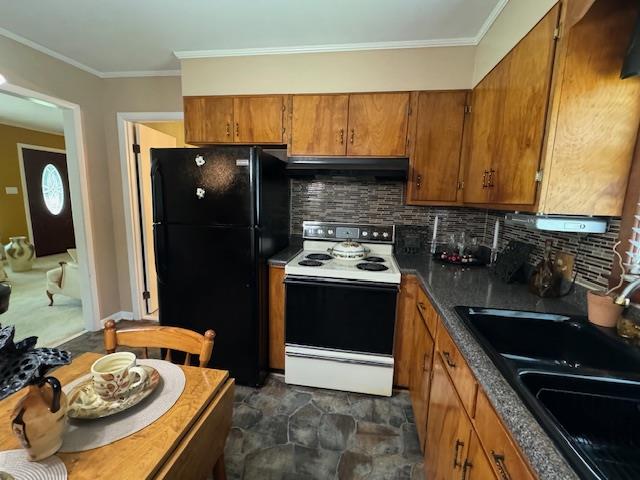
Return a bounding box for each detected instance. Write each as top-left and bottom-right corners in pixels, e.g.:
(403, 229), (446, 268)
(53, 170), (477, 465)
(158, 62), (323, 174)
(151, 157), (164, 223)
(154, 224), (168, 285)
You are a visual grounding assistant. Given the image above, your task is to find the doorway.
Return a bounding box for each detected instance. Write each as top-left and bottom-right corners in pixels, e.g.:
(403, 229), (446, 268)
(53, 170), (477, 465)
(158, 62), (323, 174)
(0, 83), (99, 345)
(118, 113), (185, 321)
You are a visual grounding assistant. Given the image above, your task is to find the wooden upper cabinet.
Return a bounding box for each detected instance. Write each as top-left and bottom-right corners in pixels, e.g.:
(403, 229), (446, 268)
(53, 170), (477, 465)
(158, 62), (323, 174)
(539, 0), (640, 216)
(408, 91), (467, 204)
(290, 95), (349, 156)
(465, 5), (559, 206)
(425, 355), (472, 480)
(490, 4), (559, 205)
(346, 93), (410, 156)
(233, 96), (285, 144)
(184, 97), (233, 144)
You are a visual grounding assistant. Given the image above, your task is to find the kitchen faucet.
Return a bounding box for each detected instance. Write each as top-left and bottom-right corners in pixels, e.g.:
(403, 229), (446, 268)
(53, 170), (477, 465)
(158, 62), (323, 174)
(615, 276), (640, 306)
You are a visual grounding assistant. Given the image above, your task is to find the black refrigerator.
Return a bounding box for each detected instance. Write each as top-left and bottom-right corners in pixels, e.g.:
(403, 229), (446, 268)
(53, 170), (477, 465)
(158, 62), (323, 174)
(151, 146), (289, 386)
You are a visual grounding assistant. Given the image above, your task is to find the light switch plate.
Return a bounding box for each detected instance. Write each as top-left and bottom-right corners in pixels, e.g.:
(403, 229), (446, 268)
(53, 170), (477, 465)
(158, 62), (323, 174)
(5, 187), (18, 195)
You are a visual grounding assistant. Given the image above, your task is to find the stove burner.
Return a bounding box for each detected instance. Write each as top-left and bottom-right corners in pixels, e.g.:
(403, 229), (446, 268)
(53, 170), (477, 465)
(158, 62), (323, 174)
(298, 259), (323, 267)
(363, 256), (385, 263)
(356, 262), (389, 271)
(306, 253), (333, 261)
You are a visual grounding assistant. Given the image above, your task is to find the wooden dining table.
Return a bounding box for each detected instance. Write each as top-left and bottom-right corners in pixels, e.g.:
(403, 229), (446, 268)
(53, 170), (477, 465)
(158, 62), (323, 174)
(0, 352), (235, 480)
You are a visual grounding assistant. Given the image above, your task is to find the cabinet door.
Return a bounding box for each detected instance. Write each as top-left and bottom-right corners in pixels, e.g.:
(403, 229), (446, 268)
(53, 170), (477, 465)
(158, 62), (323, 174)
(394, 276), (418, 387)
(463, 430), (498, 480)
(233, 96), (284, 144)
(268, 266), (285, 370)
(184, 97), (234, 144)
(410, 304), (435, 451)
(290, 95), (349, 155)
(346, 93), (410, 156)
(490, 5), (559, 205)
(425, 355), (472, 480)
(409, 91), (466, 203)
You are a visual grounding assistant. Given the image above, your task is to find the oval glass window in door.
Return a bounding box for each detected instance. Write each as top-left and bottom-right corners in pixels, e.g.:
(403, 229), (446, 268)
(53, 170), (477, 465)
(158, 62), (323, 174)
(41, 163), (64, 215)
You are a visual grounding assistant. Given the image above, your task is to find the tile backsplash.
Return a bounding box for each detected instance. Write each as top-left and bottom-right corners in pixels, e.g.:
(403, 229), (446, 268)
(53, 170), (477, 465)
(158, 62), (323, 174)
(290, 177), (621, 290)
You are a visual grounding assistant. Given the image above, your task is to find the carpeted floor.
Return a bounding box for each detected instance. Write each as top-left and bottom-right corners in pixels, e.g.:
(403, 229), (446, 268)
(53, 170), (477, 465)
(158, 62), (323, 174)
(1, 252), (84, 346)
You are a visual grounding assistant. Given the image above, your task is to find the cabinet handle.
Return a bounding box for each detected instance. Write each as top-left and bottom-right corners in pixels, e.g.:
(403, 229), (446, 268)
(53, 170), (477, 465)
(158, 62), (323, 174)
(482, 170), (488, 188)
(453, 439), (464, 468)
(339, 128), (344, 144)
(350, 128), (355, 144)
(461, 459), (472, 480)
(488, 169), (496, 188)
(416, 175), (422, 189)
(491, 451), (512, 480)
(225, 123), (230, 136)
(423, 352), (430, 372)
(443, 351), (456, 368)
(235, 122), (239, 137)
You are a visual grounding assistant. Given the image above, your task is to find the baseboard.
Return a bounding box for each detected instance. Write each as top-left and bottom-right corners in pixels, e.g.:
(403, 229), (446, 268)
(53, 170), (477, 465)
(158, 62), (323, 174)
(100, 310), (134, 327)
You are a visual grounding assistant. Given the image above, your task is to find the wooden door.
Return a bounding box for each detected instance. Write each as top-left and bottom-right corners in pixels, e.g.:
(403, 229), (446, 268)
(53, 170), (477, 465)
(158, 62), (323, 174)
(464, 62), (505, 204)
(290, 95), (349, 155)
(409, 91), (466, 203)
(268, 265), (285, 370)
(409, 304), (435, 451)
(346, 93), (410, 156)
(134, 124), (177, 315)
(425, 355), (472, 480)
(464, 430), (498, 480)
(184, 97), (233, 144)
(233, 96), (284, 144)
(490, 5), (559, 205)
(21, 147), (75, 257)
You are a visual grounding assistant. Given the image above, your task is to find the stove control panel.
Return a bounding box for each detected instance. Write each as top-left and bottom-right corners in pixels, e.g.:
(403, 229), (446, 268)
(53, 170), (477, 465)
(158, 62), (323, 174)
(302, 222), (395, 243)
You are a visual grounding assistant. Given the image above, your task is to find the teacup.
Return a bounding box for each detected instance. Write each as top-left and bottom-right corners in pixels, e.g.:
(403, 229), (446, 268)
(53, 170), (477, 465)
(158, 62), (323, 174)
(91, 352), (148, 401)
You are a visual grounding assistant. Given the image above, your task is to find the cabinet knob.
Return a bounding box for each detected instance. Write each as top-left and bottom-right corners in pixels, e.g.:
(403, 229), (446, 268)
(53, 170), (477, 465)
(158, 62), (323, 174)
(339, 128), (344, 144)
(350, 129), (355, 144)
(416, 174), (422, 189)
(235, 122), (239, 137)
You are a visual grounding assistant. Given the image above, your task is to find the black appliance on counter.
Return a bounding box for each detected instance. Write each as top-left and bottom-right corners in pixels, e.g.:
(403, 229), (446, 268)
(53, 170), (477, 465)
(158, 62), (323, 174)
(151, 147), (289, 386)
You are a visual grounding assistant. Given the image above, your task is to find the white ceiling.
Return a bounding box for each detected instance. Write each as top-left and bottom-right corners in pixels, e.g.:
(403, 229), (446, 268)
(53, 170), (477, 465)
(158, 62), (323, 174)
(0, 92), (64, 134)
(0, 0), (505, 78)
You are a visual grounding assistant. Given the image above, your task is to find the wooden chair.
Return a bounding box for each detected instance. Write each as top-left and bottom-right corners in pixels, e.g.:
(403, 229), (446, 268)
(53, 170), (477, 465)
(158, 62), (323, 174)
(102, 320), (226, 479)
(103, 319), (215, 367)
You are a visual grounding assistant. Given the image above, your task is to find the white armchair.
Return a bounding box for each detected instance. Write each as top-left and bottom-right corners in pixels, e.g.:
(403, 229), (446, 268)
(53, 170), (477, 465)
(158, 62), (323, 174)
(46, 249), (81, 305)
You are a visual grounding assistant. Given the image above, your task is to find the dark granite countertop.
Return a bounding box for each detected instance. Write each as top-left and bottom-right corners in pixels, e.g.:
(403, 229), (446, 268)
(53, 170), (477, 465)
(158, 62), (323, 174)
(268, 244), (582, 478)
(268, 237), (303, 266)
(397, 254), (581, 479)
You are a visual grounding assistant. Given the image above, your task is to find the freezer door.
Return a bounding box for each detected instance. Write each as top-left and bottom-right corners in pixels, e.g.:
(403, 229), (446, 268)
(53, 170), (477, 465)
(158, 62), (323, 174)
(154, 223), (265, 385)
(151, 147), (255, 226)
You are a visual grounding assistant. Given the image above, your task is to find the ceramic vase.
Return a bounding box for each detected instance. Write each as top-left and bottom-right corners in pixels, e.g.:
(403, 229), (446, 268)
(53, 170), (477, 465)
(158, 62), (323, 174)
(5, 237), (35, 272)
(11, 377), (68, 461)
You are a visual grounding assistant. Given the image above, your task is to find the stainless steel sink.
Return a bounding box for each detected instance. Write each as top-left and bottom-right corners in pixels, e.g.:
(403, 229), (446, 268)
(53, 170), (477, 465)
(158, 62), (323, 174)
(455, 306), (640, 479)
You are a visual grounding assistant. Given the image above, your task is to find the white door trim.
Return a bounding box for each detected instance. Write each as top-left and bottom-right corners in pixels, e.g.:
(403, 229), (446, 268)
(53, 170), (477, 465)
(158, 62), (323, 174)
(116, 112), (183, 321)
(0, 82), (100, 332)
(16, 143), (67, 252)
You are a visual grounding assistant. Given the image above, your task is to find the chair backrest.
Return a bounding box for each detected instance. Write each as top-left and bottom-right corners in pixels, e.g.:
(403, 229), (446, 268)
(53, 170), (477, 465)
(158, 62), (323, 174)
(103, 319), (215, 367)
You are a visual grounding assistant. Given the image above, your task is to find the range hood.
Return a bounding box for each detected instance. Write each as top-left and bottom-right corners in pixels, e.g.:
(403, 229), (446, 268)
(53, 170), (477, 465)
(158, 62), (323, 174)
(286, 157), (409, 180)
(505, 213), (608, 233)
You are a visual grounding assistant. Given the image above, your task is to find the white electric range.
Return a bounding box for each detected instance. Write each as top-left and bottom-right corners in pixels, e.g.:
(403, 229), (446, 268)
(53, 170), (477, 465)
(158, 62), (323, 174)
(283, 221), (400, 396)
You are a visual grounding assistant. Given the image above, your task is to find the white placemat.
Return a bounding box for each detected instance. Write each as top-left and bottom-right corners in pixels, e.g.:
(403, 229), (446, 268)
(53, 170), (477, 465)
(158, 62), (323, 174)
(59, 359), (185, 452)
(0, 449), (66, 480)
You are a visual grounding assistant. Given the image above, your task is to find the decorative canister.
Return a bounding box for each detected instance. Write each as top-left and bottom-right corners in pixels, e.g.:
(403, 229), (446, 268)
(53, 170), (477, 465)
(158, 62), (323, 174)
(5, 237), (35, 272)
(11, 377), (68, 461)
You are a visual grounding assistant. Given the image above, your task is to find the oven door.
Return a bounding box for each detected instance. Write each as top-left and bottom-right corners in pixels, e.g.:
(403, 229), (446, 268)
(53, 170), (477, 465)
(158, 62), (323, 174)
(284, 275), (399, 355)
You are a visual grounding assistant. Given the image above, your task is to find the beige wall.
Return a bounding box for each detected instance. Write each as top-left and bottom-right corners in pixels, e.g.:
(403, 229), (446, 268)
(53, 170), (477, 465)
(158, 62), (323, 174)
(181, 46), (476, 95)
(472, 0), (559, 85)
(0, 123), (66, 243)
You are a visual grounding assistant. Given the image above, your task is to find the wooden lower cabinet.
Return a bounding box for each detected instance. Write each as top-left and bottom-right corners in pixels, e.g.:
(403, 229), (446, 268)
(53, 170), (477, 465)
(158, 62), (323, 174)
(268, 265), (285, 370)
(409, 300), (435, 450)
(425, 355), (473, 479)
(394, 275), (418, 387)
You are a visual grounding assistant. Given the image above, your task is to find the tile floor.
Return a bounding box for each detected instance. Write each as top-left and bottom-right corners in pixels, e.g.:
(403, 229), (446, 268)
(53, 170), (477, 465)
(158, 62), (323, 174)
(58, 328), (425, 480)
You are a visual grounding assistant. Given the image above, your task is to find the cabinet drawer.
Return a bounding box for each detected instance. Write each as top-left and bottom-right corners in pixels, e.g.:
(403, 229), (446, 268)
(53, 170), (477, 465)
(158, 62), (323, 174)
(436, 324), (477, 416)
(475, 389), (536, 480)
(415, 286), (437, 338)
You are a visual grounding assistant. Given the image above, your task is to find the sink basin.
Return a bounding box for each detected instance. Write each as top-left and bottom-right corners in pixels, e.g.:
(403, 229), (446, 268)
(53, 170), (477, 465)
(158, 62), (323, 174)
(457, 307), (640, 374)
(518, 370), (640, 479)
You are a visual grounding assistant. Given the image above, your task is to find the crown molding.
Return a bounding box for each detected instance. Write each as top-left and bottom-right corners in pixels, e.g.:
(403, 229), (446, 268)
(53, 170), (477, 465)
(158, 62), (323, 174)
(475, 0), (509, 43)
(100, 70), (181, 78)
(174, 37), (477, 59)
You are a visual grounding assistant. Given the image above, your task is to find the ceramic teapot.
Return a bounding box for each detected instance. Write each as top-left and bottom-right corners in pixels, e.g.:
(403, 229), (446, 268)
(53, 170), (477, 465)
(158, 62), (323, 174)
(11, 376), (67, 461)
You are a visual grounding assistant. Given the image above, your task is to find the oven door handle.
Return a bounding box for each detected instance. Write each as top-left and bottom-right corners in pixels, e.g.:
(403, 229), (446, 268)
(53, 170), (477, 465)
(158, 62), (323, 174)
(284, 275), (399, 292)
(286, 351), (393, 368)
